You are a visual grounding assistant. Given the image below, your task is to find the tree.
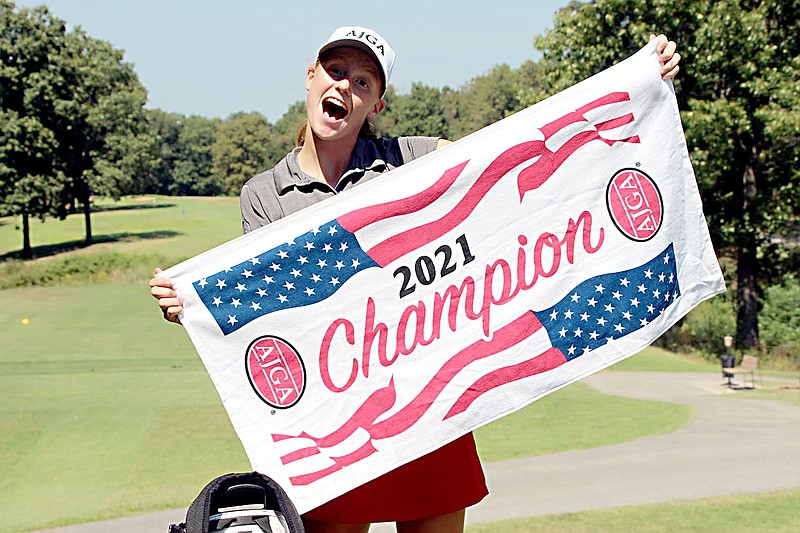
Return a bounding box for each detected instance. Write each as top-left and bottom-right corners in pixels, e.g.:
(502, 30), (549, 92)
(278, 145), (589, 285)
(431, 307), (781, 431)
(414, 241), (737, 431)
(0, 2), (71, 257)
(171, 115), (221, 196)
(379, 82), (450, 138)
(532, 0), (800, 350)
(55, 28), (155, 244)
(210, 112), (274, 195)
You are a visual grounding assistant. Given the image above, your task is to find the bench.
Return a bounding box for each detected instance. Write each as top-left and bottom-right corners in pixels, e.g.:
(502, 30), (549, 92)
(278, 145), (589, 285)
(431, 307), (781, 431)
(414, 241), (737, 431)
(725, 354), (759, 389)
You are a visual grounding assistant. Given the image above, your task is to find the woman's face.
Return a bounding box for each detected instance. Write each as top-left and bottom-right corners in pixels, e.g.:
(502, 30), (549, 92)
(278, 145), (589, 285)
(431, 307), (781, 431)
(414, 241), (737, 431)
(305, 47), (385, 142)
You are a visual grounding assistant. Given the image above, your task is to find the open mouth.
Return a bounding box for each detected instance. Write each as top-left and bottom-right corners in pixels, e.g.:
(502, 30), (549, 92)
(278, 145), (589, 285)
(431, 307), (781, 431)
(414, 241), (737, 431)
(322, 97), (348, 120)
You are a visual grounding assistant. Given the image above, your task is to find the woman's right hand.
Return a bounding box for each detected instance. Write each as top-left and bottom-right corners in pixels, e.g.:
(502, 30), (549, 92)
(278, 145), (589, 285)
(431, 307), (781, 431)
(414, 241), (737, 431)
(149, 267), (183, 324)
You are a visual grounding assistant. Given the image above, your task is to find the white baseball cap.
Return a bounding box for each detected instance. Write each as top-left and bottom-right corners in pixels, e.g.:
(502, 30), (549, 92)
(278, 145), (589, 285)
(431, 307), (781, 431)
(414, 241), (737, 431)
(317, 26), (395, 96)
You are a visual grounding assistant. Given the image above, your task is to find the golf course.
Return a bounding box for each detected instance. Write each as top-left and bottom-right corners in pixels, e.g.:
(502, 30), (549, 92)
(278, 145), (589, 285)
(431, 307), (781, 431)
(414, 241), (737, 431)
(1, 196), (798, 533)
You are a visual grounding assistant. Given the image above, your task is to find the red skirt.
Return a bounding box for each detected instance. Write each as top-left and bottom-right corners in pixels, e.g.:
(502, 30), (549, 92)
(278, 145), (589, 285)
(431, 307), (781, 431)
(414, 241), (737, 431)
(303, 433), (488, 524)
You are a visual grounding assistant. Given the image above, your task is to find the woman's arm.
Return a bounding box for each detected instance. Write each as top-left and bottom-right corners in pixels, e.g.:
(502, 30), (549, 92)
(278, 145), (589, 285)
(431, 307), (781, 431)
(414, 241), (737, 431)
(149, 268), (183, 324)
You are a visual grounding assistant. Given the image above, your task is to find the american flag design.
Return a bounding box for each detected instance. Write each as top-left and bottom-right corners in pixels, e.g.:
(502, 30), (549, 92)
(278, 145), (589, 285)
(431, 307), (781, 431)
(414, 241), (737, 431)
(194, 221), (378, 335)
(163, 42), (726, 514)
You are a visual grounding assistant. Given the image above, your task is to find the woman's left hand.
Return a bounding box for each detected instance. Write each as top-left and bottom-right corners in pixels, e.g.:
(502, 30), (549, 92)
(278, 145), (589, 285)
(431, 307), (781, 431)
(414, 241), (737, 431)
(651, 34), (681, 80)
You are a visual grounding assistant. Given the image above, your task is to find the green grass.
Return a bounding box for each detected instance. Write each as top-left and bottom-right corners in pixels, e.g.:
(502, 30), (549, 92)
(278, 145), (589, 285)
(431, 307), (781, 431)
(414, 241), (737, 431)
(0, 195), (788, 532)
(0, 281), (695, 532)
(610, 345), (719, 372)
(0, 196), (241, 288)
(475, 381), (691, 462)
(466, 488), (800, 532)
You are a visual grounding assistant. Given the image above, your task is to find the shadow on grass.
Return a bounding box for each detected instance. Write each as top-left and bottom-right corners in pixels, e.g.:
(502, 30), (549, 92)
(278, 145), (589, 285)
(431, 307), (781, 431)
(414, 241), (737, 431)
(92, 202), (176, 213)
(0, 230), (182, 262)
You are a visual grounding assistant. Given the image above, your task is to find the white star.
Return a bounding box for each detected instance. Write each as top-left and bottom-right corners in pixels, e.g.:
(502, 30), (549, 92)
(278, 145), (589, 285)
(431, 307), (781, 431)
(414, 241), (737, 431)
(236, 283), (247, 292)
(669, 272), (675, 283)
(672, 291), (679, 300)
(587, 297), (598, 307)
(242, 269), (253, 278)
(317, 259), (328, 268)
(227, 315), (237, 325)
(622, 311), (632, 320)
(263, 275), (274, 284)
(550, 310), (558, 321)
(640, 317), (649, 326)
(604, 303), (615, 313)
(582, 346), (592, 354)
(658, 272), (666, 282)
(257, 288), (267, 297)
(630, 297), (640, 307)
(568, 345), (577, 356)
(215, 279), (226, 289)
(595, 284), (605, 293)
(644, 268), (653, 279)
(652, 289), (661, 299)
(305, 241), (315, 251)
(612, 290), (622, 300)
(323, 243), (333, 253)
(249, 257), (260, 265)
(647, 304), (656, 314)
(269, 262), (281, 271)
(328, 225), (338, 236)
(277, 294), (288, 303)
(231, 298), (241, 308)
(311, 273), (322, 283)
(329, 277), (340, 286)
(563, 309), (574, 320)
(620, 277), (630, 287)
(311, 227), (321, 235)
(304, 287), (315, 296)
(663, 253), (671, 264)
(339, 242), (349, 252)
(570, 292), (580, 303)
(559, 328), (568, 338)
(277, 250), (289, 259)
(664, 292), (671, 301)
(298, 256), (309, 265)
(283, 281), (295, 290)
(335, 260), (345, 270)
(638, 284), (647, 294)
(573, 327), (583, 337)
(589, 331), (599, 340)
(212, 296), (222, 307)
(250, 302), (261, 311)
(198, 278), (208, 288)
(580, 312), (590, 321)
(614, 323), (625, 333)
(597, 317), (608, 326)
(351, 258), (360, 268)
(290, 268), (302, 278)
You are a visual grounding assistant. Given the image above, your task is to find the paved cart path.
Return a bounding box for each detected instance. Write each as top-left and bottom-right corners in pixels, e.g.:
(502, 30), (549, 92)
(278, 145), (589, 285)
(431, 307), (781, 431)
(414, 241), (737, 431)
(30, 372), (800, 532)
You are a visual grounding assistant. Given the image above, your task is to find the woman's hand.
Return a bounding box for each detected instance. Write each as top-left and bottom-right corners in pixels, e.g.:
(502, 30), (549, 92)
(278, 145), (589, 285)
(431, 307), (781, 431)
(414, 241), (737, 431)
(651, 34), (681, 80)
(149, 268), (183, 324)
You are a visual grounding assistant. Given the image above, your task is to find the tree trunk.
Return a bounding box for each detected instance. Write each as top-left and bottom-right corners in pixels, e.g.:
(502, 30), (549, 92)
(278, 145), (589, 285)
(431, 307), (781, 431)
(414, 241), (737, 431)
(21, 211), (32, 259)
(82, 196), (93, 245)
(736, 157), (759, 350)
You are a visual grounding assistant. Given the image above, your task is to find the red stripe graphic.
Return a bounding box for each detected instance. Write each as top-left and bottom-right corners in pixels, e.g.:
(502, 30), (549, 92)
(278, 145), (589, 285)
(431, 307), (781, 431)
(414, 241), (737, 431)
(274, 312), (546, 485)
(444, 346), (567, 420)
(358, 92), (639, 267)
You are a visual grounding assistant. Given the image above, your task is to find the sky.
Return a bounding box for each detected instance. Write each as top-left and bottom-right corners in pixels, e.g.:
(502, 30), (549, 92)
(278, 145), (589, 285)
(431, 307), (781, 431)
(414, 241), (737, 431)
(16, 0), (571, 122)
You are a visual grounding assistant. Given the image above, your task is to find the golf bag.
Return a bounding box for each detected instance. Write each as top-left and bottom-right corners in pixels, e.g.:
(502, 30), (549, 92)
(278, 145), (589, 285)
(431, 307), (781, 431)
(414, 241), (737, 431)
(169, 471), (304, 533)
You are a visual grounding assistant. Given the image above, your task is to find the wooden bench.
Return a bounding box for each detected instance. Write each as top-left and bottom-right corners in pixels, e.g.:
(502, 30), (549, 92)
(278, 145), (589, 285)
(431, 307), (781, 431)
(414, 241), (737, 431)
(725, 355), (759, 389)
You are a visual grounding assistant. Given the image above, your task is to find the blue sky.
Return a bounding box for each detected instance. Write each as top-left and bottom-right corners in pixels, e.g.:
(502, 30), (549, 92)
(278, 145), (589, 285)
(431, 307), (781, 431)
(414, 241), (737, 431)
(17, 1), (570, 122)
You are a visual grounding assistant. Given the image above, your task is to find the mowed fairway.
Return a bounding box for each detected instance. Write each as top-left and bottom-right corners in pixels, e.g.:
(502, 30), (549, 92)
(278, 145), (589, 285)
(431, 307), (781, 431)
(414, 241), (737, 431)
(1, 197), (694, 532)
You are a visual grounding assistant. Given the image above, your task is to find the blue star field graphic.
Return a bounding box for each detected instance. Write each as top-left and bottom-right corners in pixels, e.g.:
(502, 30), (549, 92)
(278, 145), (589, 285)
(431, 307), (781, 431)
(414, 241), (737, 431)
(533, 244), (680, 360)
(193, 221), (378, 335)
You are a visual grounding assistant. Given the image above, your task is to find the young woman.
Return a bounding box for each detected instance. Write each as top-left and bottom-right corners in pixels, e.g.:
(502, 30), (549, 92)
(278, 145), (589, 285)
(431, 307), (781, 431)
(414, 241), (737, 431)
(151, 26), (681, 533)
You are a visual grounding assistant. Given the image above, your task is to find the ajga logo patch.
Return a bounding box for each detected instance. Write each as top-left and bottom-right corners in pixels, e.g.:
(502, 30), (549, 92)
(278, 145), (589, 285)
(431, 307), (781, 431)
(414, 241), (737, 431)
(606, 168), (663, 241)
(246, 336), (306, 409)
